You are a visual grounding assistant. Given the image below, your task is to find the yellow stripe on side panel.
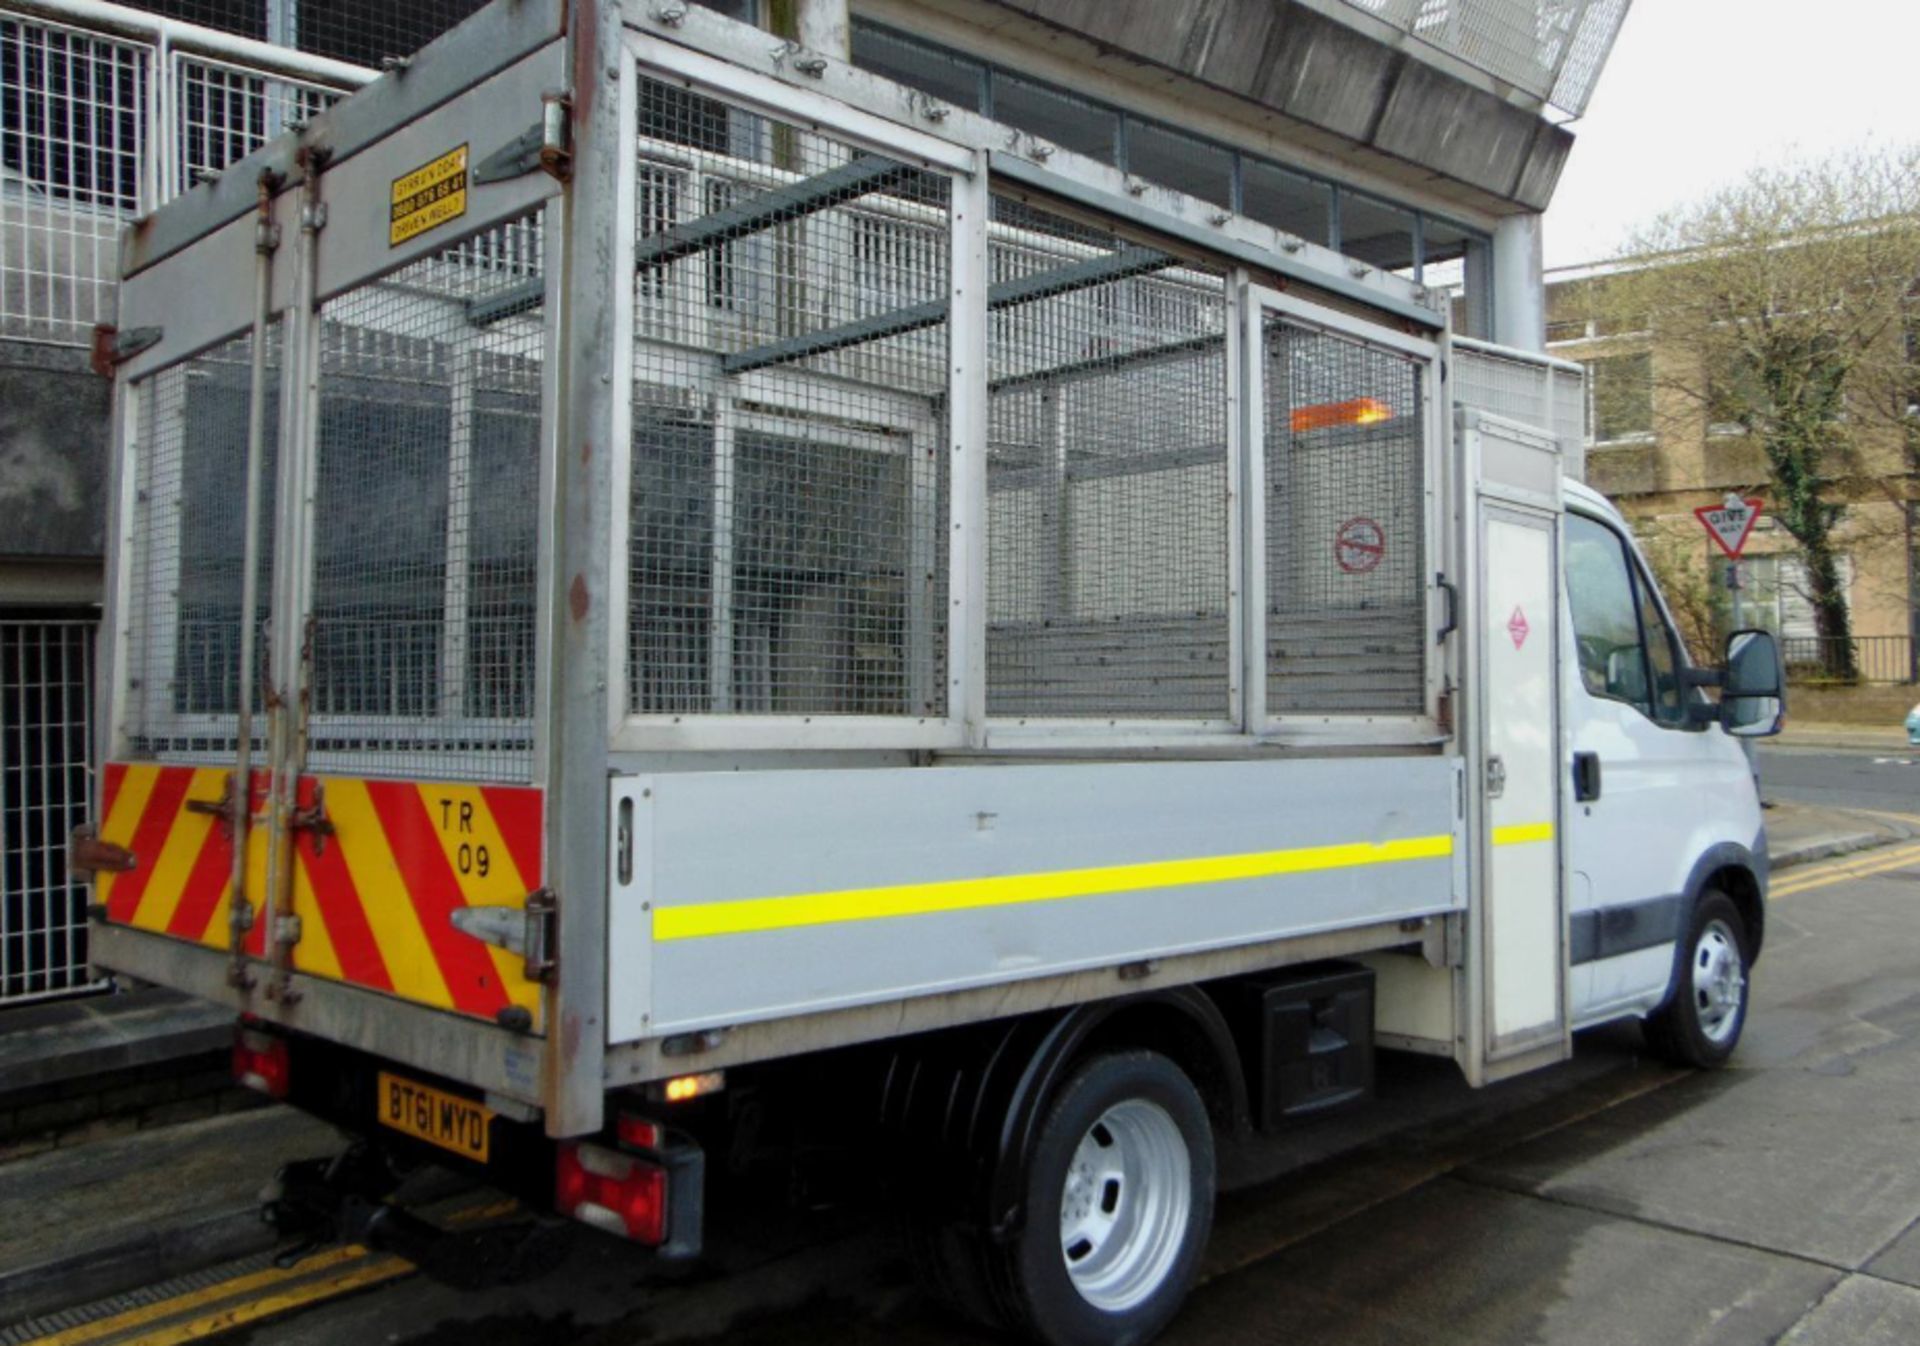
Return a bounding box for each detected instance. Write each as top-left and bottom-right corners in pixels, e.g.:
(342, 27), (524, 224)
(96, 764), (161, 912)
(409, 783), (542, 1023)
(129, 766), (226, 933)
(655, 833), (1456, 942)
(1492, 822), (1555, 846)
(325, 777), (455, 1010)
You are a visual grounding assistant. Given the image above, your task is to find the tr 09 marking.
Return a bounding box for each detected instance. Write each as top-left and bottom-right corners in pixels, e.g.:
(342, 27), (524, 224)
(437, 797), (491, 877)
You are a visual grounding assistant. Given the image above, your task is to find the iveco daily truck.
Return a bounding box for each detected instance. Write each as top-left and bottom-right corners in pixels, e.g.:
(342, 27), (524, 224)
(74, 4), (1785, 1341)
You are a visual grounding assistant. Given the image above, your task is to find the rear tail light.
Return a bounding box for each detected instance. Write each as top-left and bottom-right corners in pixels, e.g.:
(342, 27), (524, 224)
(556, 1142), (667, 1244)
(616, 1113), (662, 1152)
(232, 1027), (290, 1098)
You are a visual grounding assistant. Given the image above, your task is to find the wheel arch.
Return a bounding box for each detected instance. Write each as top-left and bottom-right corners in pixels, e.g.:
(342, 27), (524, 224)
(1654, 840), (1767, 1013)
(878, 987), (1248, 1240)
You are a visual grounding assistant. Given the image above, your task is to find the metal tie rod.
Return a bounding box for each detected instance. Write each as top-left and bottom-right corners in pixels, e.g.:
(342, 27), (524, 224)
(468, 154), (913, 327)
(721, 245), (1172, 375)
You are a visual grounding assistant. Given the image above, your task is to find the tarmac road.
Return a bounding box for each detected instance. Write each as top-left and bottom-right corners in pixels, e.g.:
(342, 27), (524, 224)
(16, 839), (1920, 1346)
(1760, 744), (1920, 815)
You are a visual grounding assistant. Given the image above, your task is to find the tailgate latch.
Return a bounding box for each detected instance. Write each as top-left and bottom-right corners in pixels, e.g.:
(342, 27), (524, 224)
(450, 888), (558, 985)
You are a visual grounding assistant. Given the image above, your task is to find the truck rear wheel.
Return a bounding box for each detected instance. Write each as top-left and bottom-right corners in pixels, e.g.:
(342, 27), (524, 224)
(998, 1050), (1215, 1346)
(1644, 891), (1750, 1069)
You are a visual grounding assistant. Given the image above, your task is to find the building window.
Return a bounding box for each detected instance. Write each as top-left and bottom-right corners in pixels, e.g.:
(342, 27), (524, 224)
(845, 19), (1489, 308)
(1124, 120), (1232, 211)
(849, 21), (985, 111)
(1586, 353), (1652, 442)
(991, 72), (1118, 164)
(1712, 553), (1851, 640)
(1241, 158), (1332, 245)
(1337, 191), (1416, 275)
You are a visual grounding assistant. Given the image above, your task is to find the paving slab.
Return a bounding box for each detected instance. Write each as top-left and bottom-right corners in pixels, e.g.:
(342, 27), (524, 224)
(1161, 1178), (1836, 1346)
(0, 1106), (341, 1325)
(1864, 1219), (1920, 1291)
(1779, 1275), (1920, 1346)
(1462, 1043), (1920, 1271)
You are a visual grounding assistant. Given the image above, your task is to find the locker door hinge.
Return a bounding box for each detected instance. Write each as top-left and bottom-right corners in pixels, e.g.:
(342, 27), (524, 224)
(450, 888), (558, 987)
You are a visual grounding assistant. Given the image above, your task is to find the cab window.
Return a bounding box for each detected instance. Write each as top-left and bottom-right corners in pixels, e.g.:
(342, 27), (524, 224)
(1564, 514), (1651, 714)
(1633, 557), (1688, 725)
(1565, 513), (1693, 728)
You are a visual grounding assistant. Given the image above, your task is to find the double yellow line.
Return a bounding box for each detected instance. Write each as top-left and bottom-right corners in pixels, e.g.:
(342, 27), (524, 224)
(24, 1200), (515, 1346)
(1772, 816), (1920, 899)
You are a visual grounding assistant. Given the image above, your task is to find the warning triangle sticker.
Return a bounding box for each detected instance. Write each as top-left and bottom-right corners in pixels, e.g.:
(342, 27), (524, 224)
(1695, 497), (1764, 559)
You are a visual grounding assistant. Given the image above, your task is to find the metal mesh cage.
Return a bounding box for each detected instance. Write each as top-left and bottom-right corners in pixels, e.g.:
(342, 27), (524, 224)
(125, 326), (280, 760)
(626, 76), (951, 720)
(985, 198), (1231, 720)
(1264, 318), (1426, 716)
(307, 212), (545, 780)
(1452, 340), (1587, 467)
(0, 16), (147, 344)
(1, 616), (104, 1005)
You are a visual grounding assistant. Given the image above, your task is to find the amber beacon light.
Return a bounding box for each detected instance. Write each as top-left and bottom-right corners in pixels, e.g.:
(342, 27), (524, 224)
(1290, 397), (1396, 432)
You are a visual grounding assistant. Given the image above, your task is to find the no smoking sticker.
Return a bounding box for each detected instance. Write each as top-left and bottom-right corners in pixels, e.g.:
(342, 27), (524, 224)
(1336, 517), (1385, 574)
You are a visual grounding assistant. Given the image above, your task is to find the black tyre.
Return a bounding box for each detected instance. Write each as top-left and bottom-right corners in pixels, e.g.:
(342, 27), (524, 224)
(1644, 891), (1750, 1068)
(993, 1051), (1216, 1346)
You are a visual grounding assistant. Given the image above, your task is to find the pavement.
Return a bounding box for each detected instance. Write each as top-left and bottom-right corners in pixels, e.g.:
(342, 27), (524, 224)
(1774, 720), (1917, 753)
(0, 798), (1912, 1336)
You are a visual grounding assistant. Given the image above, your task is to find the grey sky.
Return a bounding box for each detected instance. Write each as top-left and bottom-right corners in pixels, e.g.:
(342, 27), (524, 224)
(1545, 0), (1920, 270)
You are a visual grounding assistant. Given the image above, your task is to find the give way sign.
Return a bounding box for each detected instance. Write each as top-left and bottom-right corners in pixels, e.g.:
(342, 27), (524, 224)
(1695, 495), (1764, 559)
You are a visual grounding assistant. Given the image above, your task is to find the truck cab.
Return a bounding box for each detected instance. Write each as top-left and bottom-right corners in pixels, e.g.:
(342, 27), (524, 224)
(1561, 480), (1771, 1058)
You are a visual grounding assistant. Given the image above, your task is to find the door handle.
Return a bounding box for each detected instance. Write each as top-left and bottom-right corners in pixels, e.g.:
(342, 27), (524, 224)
(1572, 751), (1602, 803)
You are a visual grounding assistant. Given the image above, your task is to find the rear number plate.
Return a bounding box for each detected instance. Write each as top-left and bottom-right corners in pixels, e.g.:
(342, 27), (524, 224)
(377, 1072), (492, 1162)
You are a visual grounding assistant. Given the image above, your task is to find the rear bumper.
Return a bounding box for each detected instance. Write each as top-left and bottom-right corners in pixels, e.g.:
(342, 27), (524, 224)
(91, 921), (544, 1110)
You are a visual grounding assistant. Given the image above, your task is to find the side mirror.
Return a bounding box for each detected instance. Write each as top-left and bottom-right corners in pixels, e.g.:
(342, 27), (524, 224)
(1720, 629), (1785, 737)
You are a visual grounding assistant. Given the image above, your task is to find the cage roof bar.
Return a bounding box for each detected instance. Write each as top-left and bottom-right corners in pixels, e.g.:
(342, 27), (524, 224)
(639, 153), (912, 271)
(721, 245), (1171, 376)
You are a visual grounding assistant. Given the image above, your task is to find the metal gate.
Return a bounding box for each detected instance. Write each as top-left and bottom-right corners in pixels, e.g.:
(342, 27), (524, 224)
(1, 614), (104, 1005)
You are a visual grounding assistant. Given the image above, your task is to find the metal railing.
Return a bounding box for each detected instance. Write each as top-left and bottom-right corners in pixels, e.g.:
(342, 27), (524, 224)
(1, 615), (103, 1006)
(1781, 635), (1918, 685)
(1, 0), (371, 346)
(1330, 0), (1630, 117)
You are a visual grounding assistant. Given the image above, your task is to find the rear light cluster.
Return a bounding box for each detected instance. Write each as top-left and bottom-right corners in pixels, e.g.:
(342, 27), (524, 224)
(555, 1142), (667, 1244)
(232, 1027), (290, 1098)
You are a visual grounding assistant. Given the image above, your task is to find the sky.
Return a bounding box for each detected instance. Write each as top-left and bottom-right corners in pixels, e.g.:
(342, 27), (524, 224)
(1543, 0), (1920, 271)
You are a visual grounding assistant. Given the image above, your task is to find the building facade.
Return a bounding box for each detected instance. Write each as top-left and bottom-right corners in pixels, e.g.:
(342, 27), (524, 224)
(1548, 265), (1919, 681)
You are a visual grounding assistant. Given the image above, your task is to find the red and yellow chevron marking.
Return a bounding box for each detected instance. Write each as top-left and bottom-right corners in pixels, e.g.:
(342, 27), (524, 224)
(96, 764), (543, 1026)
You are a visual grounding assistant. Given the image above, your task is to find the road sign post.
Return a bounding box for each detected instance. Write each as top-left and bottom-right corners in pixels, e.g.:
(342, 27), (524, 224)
(1696, 495), (1765, 633)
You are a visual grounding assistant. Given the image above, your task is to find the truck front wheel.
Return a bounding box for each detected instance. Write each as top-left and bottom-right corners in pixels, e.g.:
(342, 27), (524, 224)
(1644, 891), (1750, 1069)
(1002, 1051), (1215, 1346)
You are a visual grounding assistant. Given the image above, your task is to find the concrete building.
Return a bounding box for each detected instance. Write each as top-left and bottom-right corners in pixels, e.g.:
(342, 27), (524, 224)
(0, 0), (1627, 1002)
(1547, 263), (1920, 682)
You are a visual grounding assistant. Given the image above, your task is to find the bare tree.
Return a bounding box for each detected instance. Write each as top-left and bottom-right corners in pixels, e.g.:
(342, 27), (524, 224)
(1597, 145), (1920, 679)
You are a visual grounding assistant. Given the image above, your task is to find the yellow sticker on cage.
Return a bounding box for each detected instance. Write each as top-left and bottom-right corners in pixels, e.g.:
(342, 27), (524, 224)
(389, 145), (469, 246)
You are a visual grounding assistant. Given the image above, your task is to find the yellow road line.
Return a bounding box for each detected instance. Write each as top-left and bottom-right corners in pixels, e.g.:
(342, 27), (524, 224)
(23, 1247), (374, 1346)
(111, 1258), (413, 1346)
(24, 1200), (517, 1346)
(654, 833), (1456, 941)
(1772, 842), (1920, 898)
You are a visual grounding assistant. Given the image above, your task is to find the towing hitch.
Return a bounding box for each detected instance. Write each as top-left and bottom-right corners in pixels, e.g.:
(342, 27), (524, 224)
(263, 1144), (569, 1287)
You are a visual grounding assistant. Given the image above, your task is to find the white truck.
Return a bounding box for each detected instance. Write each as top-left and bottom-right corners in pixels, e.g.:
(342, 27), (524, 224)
(73, 3), (1785, 1341)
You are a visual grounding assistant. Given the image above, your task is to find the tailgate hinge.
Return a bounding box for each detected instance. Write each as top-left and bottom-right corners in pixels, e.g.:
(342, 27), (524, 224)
(450, 887), (558, 986)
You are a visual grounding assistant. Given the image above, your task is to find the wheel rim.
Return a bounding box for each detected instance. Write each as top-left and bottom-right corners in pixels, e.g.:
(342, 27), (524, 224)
(1692, 918), (1746, 1045)
(1058, 1098), (1192, 1313)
